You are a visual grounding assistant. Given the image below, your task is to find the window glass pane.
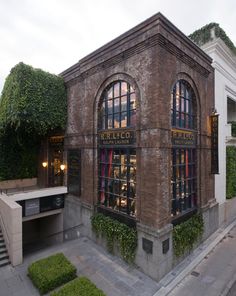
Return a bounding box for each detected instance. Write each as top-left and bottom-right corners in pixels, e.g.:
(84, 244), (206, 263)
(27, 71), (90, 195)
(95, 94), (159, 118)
(114, 82), (120, 97)
(121, 112), (127, 128)
(121, 96), (127, 112)
(121, 82), (128, 96)
(108, 115), (113, 129)
(114, 98), (119, 113)
(114, 113), (120, 128)
(107, 87), (113, 99)
(107, 100), (113, 114)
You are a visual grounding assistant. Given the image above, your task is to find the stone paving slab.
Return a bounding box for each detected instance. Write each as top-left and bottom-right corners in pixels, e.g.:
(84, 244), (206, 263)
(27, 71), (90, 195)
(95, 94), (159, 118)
(0, 236), (159, 296)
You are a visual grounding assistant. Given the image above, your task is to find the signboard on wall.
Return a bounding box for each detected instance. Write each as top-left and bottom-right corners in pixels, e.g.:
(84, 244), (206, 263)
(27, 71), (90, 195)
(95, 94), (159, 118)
(17, 195), (65, 218)
(25, 199), (40, 216)
(99, 130), (135, 146)
(211, 114), (219, 174)
(67, 149), (81, 196)
(171, 129), (196, 146)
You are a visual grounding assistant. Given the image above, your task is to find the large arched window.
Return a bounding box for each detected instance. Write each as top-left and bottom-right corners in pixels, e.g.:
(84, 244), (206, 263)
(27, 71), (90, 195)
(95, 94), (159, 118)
(98, 81), (137, 217)
(171, 80), (197, 217)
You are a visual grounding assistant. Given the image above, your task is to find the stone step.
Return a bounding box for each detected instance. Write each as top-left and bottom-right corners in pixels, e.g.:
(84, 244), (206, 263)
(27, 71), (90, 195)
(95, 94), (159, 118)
(0, 252), (9, 261)
(0, 242), (5, 248)
(0, 246), (7, 254)
(0, 258), (10, 267)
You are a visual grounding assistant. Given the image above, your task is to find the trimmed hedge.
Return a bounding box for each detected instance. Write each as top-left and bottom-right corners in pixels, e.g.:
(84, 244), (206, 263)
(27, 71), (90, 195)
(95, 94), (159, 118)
(226, 146), (236, 199)
(28, 253), (77, 295)
(50, 277), (106, 296)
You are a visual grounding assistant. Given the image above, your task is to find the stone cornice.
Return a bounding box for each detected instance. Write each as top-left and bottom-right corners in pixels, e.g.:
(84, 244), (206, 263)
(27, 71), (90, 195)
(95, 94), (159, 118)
(61, 13), (212, 86)
(202, 38), (236, 74)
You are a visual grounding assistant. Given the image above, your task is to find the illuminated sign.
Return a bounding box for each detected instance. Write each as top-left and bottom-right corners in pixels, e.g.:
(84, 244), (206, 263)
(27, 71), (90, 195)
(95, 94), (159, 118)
(171, 129), (196, 146)
(99, 130), (135, 145)
(211, 114), (219, 174)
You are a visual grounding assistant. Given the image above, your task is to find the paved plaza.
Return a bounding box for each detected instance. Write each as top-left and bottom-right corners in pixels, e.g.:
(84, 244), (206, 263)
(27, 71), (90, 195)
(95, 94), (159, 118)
(1, 220), (236, 296)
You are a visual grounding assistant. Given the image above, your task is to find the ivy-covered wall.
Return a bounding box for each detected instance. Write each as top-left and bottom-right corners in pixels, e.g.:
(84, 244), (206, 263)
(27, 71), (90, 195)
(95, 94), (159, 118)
(189, 23), (236, 56)
(226, 146), (236, 199)
(0, 62), (67, 181)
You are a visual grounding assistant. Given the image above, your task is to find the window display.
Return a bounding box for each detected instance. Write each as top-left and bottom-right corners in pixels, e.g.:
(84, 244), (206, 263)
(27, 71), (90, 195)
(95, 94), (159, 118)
(98, 81), (137, 216)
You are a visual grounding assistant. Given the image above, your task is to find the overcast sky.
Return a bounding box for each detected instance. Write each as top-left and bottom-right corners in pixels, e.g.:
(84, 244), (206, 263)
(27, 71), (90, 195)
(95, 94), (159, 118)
(1, 0), (236, 94)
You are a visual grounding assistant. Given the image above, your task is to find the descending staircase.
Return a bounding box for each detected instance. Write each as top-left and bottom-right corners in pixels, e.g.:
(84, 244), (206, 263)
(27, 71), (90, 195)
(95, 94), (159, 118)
(0, 227), (10, 267)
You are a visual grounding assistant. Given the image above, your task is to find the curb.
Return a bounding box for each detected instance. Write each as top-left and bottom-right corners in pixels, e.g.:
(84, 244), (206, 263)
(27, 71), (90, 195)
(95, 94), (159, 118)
(153, 218), (236, 296)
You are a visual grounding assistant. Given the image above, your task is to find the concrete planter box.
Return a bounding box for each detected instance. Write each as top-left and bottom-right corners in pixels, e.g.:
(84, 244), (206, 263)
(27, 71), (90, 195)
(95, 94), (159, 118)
(0, 178), (37, 191)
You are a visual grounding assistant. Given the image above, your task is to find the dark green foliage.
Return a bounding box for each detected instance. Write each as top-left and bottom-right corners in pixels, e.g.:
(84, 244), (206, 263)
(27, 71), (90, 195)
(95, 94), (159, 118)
(173, 214), (204, 257)
(28, 253), (77, 295)
(189, 23), (236, 55)
(91, 213), (137, 263)
(226, 146), (236, 199)
(0, 62), (67, 180)
(0, 62), (67, 135)
(0, 127), (39, 180)
(230, 122), (236, 138)
(50, 277), (106, 296)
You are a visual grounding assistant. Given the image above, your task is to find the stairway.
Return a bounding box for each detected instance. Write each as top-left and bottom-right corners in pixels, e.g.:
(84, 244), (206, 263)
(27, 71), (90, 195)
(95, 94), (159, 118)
(0, 228), (10, 267)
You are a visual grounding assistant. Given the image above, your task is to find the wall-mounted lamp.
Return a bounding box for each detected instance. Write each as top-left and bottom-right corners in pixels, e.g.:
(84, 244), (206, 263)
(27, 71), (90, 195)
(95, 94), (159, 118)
(42, 162), (48, 168)
(60, 164), (66, 171)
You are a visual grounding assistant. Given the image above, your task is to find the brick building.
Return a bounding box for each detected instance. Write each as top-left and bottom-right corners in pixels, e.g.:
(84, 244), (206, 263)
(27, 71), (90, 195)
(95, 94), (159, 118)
(61, 13), (218, 280)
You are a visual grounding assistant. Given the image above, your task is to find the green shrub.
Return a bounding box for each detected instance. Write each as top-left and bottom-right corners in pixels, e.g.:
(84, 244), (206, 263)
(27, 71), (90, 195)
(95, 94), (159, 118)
(226, 146), (236, 199)
(173, 213), (204, 257)
(28, 253), (77, 295)
(50, 277), (106, 296)
(91, 213), (137, 263)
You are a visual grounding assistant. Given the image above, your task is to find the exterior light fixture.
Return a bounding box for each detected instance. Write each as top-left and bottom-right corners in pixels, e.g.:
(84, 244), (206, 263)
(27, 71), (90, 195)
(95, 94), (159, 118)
(42, 162), (48, 168)
(60, 164), (66, 171)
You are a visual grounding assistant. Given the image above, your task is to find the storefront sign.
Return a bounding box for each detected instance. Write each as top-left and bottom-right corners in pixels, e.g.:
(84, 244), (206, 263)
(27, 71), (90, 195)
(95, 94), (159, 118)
(171, 129), (195, 146)
(49, 136), (64, 144)
(67, 149), (81, 196)
(99, 130), (135, 146)
(211, 114), (219, 174)
(25, 199), (40, 216)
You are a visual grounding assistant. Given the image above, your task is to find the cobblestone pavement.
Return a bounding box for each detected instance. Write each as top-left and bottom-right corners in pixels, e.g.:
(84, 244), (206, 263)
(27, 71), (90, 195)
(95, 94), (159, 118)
(0, 236), (160, 296)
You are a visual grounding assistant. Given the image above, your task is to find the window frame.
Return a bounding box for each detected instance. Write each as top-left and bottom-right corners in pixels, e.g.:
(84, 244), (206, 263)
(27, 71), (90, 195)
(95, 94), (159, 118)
(171, 80), (197, 219)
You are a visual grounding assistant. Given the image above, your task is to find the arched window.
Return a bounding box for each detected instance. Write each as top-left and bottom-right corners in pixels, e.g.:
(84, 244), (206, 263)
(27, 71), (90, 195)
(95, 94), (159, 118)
(98, 81), (137, 217)
(171, 80), (197, 217)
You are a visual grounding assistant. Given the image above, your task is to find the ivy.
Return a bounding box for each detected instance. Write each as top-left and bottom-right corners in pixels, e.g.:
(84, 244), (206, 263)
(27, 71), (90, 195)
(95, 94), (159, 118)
(91, 213), (137, 263)
(189, 23), (236, 56)
(173, 213), (204, 257)
(0, 62), (67, 180)
(226, 146), (236, 199)
(0, 62), (67, 135)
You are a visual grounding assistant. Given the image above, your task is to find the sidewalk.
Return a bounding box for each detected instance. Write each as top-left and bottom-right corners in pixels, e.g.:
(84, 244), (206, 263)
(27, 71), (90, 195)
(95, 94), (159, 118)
(1, 219), (236, 296)
(157, 218), (236, 296)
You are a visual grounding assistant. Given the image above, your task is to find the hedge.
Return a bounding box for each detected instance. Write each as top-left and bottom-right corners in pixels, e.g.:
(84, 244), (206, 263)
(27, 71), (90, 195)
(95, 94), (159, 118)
(28, 253), (77, 295)
(226, 146), (236, 199)
(50, 277), (106, 296)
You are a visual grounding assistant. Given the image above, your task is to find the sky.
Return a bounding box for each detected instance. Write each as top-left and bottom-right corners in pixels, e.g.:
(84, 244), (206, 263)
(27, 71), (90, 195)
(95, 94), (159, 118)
(1, 0), (236, 94)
